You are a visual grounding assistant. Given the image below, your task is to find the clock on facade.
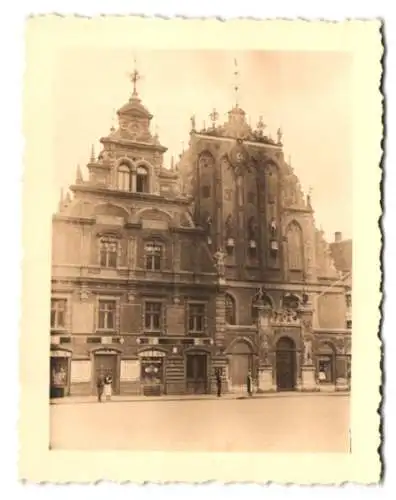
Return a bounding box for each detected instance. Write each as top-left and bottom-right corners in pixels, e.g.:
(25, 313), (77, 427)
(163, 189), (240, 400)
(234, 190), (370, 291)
(128, 122), (140, 135)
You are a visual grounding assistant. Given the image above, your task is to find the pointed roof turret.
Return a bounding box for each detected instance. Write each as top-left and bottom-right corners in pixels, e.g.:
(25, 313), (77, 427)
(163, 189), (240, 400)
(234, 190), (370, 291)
(75, 164), (83, 184)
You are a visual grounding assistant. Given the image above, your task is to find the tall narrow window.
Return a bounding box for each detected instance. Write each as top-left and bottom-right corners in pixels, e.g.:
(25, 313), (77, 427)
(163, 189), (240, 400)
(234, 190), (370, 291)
(144, 302), (162, 332)
(225, 294), (236, 325)
(51, 299), (67, 329)
(98, 300), (116, 330)
(286, 221), (304, 270)
(188, 304), (205, 334)
(145, 241), (163, 271)
(118, 163), (131, 191)
(99, 237), (118, 268)
(136, 166), (148, 193)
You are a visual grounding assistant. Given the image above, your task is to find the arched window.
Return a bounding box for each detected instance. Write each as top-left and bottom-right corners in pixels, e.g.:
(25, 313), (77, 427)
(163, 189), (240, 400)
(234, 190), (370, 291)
(99, 237), (118, 268)
(282, 293), (300, 310)
(286, 221), (304, 270)
(118, 163), (132, 191)
(225, 294), (236, 325)
(144, 241), (163, 271)
(136, 166), (149, 193)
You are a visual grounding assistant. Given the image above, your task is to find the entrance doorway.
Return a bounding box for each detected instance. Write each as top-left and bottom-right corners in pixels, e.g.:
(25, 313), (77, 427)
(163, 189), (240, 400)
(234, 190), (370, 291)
(186, 353), (208, 394)
(228, 341), (253, 391)
(94, 354), (118, 394)
(276, 337), (296, 391)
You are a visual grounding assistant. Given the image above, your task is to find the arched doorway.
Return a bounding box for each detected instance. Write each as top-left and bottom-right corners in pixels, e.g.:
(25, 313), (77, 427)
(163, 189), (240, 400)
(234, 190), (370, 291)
(317, 342), (336, 385)
(276, 337), (296, 391)
(228, 341), (253, 392)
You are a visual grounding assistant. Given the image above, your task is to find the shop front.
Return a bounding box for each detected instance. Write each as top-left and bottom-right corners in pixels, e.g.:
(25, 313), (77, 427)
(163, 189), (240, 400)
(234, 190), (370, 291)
(50, 348), (72, 398)
(138, 349), (166, 396)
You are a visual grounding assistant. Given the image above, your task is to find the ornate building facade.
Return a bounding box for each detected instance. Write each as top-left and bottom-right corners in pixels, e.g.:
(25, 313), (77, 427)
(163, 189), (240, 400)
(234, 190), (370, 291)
(50, 68), (352, 398)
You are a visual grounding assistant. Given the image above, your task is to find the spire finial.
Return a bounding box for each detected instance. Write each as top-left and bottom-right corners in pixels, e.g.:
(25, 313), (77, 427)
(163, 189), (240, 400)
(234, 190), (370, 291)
(128, 57), (142, 97)
(59, 188), (64, 210)
(65, 191), (71, 204)
(233, 58), (240, 107)
(76, 164), (83, 184)
(90, 144), (95, 162)
(277, 127), (283, 145)
(209, 108), (219, 128)
(110, 108), (116, 132)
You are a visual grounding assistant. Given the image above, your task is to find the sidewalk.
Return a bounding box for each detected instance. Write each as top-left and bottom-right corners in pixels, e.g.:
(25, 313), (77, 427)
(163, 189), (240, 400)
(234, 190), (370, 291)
(51, 390), (349, 405)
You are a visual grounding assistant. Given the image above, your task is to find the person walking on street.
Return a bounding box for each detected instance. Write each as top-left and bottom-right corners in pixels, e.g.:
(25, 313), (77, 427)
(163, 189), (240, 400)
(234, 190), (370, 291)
(96, 369), (105, 403)
(104, 372), (113, 401)
(247, 370), (253, 397)
(215, 369), (222, 397)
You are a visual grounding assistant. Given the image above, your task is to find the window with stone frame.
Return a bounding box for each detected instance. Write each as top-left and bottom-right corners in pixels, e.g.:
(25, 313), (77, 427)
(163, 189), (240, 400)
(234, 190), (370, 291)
(346, 319), (352, 329)
(286, 221), (304, 270)
(345, 292), (352, 308)
(188, 303), (206, 334)
(144, 241), (163, 271)
(136, 166), (149, 193)
(118, 163), (132, 191)
(98, 300), (116, 330)
(99, 236), (118, 268)
(144, 301), (162, 332)
(225, 294), (236, 325)
(51, 298), (67, 329)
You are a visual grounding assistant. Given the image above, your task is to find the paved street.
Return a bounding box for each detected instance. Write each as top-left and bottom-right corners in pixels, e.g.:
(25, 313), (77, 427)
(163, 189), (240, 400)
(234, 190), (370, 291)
(50, 394), (350, 453)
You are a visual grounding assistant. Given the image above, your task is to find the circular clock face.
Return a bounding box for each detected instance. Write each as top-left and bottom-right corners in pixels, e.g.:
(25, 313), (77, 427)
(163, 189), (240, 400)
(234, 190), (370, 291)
(119, 119), (128, 130)
(128, 122), (140, 135)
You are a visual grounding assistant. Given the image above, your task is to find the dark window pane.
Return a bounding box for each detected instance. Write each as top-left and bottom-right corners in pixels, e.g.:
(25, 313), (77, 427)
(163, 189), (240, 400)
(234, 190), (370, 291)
(51, 310), (56, 328)
(99, 311), (105, 329)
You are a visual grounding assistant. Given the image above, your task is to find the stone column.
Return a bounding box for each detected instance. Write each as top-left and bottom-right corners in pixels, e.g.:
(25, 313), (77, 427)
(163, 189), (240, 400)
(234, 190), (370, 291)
(298, 300), (319, 392)
(215, 286), (226, 348)
(256, 303), (276, 392)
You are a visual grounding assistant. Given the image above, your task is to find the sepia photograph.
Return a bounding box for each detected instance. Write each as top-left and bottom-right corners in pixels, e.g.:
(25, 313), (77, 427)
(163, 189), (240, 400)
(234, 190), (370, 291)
(20, 17), (381, 483)
(49, 48), (352, 453)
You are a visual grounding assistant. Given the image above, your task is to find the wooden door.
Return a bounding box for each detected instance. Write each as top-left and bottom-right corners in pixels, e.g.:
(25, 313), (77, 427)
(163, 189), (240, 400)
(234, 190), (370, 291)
(94, 354), (118, 394)
(276, 337), (296, 391)
(186, 354), (208, 394)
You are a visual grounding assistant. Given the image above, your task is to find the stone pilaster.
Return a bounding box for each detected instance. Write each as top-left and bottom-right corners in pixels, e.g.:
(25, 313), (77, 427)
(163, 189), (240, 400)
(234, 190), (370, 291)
(256, 303), (276, 392)
(298, 299), (319, 392)
(335, 354), (349, 392)
(215, 288), (226, 347)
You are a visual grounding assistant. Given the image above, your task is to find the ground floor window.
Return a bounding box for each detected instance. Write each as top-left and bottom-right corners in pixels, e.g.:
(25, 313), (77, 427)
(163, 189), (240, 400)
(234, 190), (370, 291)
(140, 357), (164, 385)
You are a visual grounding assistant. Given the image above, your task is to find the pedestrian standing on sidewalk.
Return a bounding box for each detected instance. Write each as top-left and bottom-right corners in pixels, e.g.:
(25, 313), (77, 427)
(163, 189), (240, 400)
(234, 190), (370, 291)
(96, 369), (105, 403)
(104, 372), (113, 401)
(247, 370), (253, 397)
(215, 369), (222, 397)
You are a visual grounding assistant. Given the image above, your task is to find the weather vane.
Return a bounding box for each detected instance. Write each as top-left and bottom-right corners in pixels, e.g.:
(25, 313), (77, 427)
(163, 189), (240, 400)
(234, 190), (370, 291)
(209, 108), (219, 128)
(128, 57), (142, 96)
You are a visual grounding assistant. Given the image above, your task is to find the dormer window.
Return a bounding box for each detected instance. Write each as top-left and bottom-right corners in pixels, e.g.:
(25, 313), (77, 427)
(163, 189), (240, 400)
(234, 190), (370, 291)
(136, 166), (149, 193)
(99, 237), (118, 268)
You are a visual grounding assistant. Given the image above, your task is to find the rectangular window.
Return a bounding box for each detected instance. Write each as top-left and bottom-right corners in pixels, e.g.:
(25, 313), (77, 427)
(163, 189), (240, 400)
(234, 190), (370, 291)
(145, 242), (162, 271)
(144, 302), (162, 332)
(346, 320), (352, 329)
(98, 300), (116, 330)
(188, 304), (205, 333)
(51, 299), (67, 329)
(99, 239), (118, 268)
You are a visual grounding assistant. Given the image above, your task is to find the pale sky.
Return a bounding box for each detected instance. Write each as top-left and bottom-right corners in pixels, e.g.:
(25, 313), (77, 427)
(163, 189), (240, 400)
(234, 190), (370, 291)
(52, 49), (352, 242)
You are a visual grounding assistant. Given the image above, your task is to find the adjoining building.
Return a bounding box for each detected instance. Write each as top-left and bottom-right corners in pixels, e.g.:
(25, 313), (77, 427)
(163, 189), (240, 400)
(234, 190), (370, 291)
(50, 67), (352, 398)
